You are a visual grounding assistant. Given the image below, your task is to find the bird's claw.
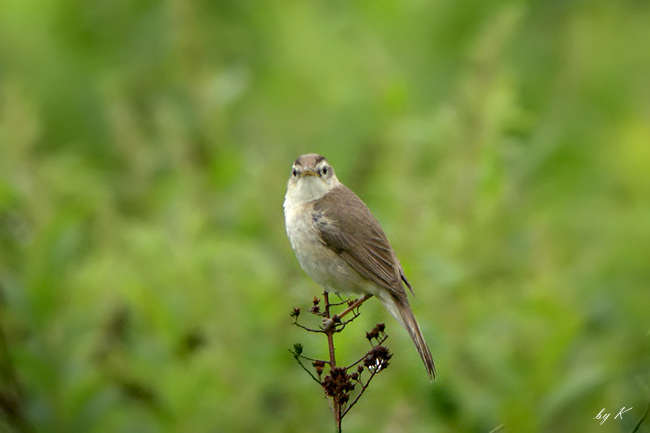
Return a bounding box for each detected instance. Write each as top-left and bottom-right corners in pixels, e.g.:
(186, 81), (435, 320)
(321, 315), (340, 331)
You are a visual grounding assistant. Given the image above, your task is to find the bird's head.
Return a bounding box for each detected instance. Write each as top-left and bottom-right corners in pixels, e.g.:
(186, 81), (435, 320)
(285, 153), (340, 204)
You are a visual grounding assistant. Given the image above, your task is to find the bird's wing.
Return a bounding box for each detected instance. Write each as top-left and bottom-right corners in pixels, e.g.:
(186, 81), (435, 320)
(313, 185), (409, 302)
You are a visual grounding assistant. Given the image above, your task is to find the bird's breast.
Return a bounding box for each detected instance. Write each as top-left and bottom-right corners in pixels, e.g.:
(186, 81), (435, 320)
(283, 200), (370, 295)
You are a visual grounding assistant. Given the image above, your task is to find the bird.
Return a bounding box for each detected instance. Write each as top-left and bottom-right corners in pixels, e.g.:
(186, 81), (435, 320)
(283, 153), (436, 379)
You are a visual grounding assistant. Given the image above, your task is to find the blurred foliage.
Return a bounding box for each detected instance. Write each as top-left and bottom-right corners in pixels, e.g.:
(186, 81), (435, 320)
(1, 0), (649, 432)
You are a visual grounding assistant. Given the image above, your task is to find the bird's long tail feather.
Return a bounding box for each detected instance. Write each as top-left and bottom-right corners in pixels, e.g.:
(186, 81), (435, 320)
(381, 295), (436, 380)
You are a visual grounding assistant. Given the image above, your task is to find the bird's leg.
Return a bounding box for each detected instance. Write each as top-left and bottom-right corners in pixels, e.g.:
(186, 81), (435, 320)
(322, 294), (373, 331)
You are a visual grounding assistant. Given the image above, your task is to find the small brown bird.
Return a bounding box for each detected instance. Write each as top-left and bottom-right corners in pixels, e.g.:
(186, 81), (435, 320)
(283, 153), (436, 379)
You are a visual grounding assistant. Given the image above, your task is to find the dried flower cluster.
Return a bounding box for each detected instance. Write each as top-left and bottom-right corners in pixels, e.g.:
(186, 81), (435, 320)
(364, 345), (392, 373)
(322, 367), (354, 405)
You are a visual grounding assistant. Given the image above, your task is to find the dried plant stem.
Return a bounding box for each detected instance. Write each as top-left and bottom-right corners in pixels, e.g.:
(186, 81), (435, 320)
(291, 354), (322, 385)
(337, 295), (372, 320)
(323, 292), (342, 432)
(342, 370), (376, 417)
(323, 294), (372, 331)
(290, 293), (392, 433)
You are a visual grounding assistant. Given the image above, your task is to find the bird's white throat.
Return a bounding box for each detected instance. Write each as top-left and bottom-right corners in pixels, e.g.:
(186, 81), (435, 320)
(284, 175), (339, 209)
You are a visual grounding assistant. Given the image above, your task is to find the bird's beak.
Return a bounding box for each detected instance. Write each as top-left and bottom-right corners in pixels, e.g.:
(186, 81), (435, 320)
(300, 168), (318, 177)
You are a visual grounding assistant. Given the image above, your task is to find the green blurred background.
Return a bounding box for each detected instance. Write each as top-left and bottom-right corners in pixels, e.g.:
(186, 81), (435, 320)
(1, 0), (649, 432)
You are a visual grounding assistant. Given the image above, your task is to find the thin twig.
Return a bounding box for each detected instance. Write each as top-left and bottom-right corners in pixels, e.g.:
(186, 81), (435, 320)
(297, 354), (329, 364)
(336, 294), (372, 320)
(289, 351), (322, 385)
(346, 335), (388, 371)
(342, 370), (378, 417)
(293, 320), (325, 334)
(323, 295), (372, 331)
(328, 298), (352, 307)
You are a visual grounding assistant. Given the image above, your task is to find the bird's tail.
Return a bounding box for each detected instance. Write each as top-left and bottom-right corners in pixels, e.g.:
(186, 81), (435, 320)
(380, 295), (436, 380)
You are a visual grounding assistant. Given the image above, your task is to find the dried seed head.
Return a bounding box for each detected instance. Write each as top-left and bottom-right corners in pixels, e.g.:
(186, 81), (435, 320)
(364, 345), (392, 373)
(313, 360), (325, 376)
(366, 327), (379, 341)
(322, 366), (354, 406)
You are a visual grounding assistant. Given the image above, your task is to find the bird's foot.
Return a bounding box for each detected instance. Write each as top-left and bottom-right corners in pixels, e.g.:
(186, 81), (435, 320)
(321, 315), (341, 331)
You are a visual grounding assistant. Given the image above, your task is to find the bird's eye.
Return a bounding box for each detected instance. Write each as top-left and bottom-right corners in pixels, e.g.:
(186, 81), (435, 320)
(292, 168), (298, 177)
(321, 167), (328, 176)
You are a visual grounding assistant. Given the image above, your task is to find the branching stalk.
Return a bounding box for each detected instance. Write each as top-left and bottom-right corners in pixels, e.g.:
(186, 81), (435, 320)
(290, 292), (392, 432)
